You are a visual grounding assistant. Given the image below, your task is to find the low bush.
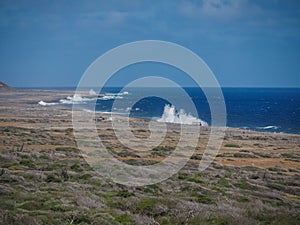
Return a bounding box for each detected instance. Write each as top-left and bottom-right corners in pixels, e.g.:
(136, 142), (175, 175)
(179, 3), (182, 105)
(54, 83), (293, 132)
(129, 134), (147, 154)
(115, 213), (134, 224)
(45, 174), (61, 183)
(224, 143), (240, 148)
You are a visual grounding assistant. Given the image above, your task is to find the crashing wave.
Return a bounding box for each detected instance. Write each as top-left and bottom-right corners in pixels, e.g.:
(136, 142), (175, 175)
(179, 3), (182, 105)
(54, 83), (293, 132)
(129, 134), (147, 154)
(105, 91), (129, 96)
(39, 94), (96, 106)
(100, 95), (124, 100)
(59, 94), (97, 104)
(38, 89), (128, 106)
(38, 91), (129, 106)
(38, 101), (58, 106)
(257, 126), (279, 130)
(89, 89), (97, 95)
(157, 105), (208, 126)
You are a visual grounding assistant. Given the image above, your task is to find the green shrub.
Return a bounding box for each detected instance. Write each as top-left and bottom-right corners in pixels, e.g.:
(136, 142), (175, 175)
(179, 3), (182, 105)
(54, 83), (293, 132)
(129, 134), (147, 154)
(219, 178), (230, 188)
(157, 216), (171, 225)
(79, 173), (92, 180)
(267, 166), (286, 172)
(233, 153), (255, 158)
(115, 213), (134, 224)
(46, 174), (61, 183)
(191, 154), (202, 160)
(205, 217), (231, 225)
(0, 200), (15, 210)
(70, 163), (83, 172)
(20, 159), (36, 168)
(136, 198), (168, 216)
(117, 190), (135, 198)
(187, 177), (205, 184)
(138, 198), (156, 212)
(281, 153), (297, 159)
(195, 194), (213, 204)
(152, 146), (173, 152)
(55, 147), (79, 152)
(39, 154), (49, 159)
(234, 181), (255, 190)
(93, 180), (101, 187)
(143, 183), (161, 194)
(224, 143), (240, 148)
(178, 173), (188, 180)
(236, 196), (249, 202)
(19, 201), (42, 211)
(8, 165), (19, 170)
(254, 152), (272, 158)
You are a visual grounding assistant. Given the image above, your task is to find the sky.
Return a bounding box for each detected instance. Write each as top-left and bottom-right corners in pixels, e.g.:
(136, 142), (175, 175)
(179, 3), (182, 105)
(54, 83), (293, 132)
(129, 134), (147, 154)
(0, 0), (300, 87)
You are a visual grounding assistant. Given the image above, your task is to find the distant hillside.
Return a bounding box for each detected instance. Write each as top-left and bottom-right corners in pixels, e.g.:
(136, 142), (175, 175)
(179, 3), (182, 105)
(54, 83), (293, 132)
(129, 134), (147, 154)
(0, 82), (15, 91)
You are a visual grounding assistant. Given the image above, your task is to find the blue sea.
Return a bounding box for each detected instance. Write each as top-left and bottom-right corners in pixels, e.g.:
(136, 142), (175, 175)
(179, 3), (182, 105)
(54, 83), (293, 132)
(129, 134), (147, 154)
(35, 87), (300, 134)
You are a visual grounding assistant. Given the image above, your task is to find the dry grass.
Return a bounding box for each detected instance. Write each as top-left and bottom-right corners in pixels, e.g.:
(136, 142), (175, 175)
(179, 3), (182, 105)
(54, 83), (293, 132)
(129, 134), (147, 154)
(0, 90), (300, 225)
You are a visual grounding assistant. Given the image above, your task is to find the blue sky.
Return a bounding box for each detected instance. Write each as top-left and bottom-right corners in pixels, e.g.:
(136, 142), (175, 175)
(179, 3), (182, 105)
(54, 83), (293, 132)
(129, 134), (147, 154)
(0, 0), (300, 87)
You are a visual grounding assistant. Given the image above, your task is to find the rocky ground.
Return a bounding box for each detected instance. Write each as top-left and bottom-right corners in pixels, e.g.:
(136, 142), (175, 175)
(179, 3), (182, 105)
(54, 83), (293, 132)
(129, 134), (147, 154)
(0, 89), (299, 225)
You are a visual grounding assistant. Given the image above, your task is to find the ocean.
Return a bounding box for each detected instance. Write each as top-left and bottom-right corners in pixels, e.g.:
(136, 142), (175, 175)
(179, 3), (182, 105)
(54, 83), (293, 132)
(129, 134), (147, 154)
(36, 87), (300, 134)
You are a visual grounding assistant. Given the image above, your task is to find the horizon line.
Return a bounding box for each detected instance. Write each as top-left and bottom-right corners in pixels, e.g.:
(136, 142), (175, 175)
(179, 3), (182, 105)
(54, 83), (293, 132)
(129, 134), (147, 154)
(14, 85), (300, 89)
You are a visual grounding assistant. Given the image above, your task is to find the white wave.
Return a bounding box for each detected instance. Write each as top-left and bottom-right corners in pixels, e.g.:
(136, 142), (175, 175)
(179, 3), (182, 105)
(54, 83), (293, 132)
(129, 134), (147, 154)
(38, 101), (58, 106)
(59, 94), (97, 104)
(94, 91), (129, 101)
(100, 95), (123, 100)
(89, 89), (97, 95)
(257, 125), (279, 130)
(104, 91), (129, 96)
(38, 91), (128, 107)
(59, 99), (72, 104)
(39, 94), (97, 106)
(240, 126), (250, 130)
(63, 93), (124, 103)
(157, 105), (208, 126)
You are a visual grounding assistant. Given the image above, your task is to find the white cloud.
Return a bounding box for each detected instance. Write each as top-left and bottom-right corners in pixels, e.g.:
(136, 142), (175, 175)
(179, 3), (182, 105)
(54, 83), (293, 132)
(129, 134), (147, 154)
(178, 0), (261, 22)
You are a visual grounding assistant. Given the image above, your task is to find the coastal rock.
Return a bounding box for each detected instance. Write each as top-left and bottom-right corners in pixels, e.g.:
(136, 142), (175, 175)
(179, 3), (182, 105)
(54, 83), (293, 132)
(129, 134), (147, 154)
(0, 82), (15, 92)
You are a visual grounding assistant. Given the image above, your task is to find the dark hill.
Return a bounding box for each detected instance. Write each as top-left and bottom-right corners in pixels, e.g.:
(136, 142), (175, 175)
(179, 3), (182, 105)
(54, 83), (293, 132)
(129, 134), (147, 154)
(0, 82), (15, 92)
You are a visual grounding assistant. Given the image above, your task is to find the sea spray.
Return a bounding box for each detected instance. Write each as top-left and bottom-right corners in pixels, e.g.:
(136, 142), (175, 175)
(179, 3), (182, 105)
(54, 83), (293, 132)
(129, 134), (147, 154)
(157, 105), (208, 126)
(38, 101), (58, 106)
(38, 91), (128, 106)
(89, 89), (97, 95)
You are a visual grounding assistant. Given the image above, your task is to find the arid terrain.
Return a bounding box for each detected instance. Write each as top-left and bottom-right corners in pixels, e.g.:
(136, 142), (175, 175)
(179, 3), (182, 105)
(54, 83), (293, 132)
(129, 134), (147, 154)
(0, 89), (299, 225)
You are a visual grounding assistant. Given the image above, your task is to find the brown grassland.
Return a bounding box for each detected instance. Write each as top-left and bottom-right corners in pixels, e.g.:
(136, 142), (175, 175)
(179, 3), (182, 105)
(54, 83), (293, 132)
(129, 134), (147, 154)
(0, 89), (299, 225)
